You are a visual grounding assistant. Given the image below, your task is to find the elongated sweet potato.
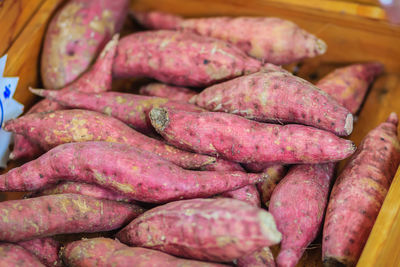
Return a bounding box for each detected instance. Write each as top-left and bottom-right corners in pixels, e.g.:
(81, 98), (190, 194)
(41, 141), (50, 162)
(191, 71), (353, 136)
(62, 237), (228, 267)
(316, 62), (384, 114)
(5, 109), (215, 169)
(0, 142), (264, 203)
(116, 198), (281, 262)
(269, 163), (335, 267)
(0, 243), (44, 267)
(30, 89), (204, 135)
(41, 0), (128, 89)
(236, 247), (276, 267)
(112, 30), (263, 87)
(134, 11), (326, 65)
(0, 193), (143, 242)
(18, 238), (62, 267)
(139, 83), (197, 102)
(322, 113), (400, 267)
(150, 108), (356, 164)
(257, 165), (287, 208)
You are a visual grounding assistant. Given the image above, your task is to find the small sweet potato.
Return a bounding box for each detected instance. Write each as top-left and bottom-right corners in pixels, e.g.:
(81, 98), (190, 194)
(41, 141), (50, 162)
(112, 30), (263, 87)
(0, 142), (264, 203)
(149, 108), (356, 164)
(134, 11), (326, 65)
(18, 238), (62, 267)
(322, 113), (400, 266)
(220, 185), (261, 207)
(116, 198), (282, 262)
(62, 237), (228, 267)
(316, 62), (384, 114)
(269, 163), (335, 267)
(139, 83), (197, 102)
(236, 247), (276, 267)
(41, 0), (128, 89)
(5, 109), (215, 169)
(257, 165), (287, 208)
(0, 243), (44, 267)
(0, 193), (144, 242)
(191, 71), (353, 136)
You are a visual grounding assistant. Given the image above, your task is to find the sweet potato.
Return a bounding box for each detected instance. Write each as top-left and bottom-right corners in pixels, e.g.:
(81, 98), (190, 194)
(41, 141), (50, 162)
(116, 198), (282, 262)
(41, 0), (128, 89)
(220, 185), (261, 207)
(0, 193), (143, 242)
(62, 237), (228, 267)
(316, 62), (384, 114)
(269, 163), (335, 267)
(0, 243), (44, 267)
(191, 71), (353, 136)
(5, 109), (215, 169)
(30, 89), (204, 135)
(0, 142), (264, 203)
(18, 238), (62, 267)
(322, 113), (400, 266)
(134, 11), (326, 65)
(236, 247), (276, 267)
(257, 165), (287, 208)
(150, 108), (356, 164)
(112, 30), (263, 87)
(139, 83), (197, 102)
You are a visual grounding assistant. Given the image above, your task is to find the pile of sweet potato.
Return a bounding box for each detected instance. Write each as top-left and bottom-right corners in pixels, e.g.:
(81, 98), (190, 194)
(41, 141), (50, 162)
(1, 1), (399, 267)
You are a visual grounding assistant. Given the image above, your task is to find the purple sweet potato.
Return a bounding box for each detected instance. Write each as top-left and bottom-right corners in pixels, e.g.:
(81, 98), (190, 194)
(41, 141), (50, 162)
(0, 243), (45, 267)
(134, 11), (327, 65)
(112, 30), (263, 87)
(0, 193), (144, 242)
(18, 238), (62, 267)
(30, 89), (204, 135)
(322, 113), (400, 266)
(62, 237), (227, 267)
(316, 62), (384, 114)
(236, 247), (276, 267)
(116, 198), (282, 262)
(257, 165), (287, 208)
(149, 108), (356, 165)
(41, 0), (128, 89)
(269, 163), (335, 267)
(191, 71), (353, 136)
(4, 109), (215, 169)
(139, 83), (197, 102)
(0, 141), (264, 203)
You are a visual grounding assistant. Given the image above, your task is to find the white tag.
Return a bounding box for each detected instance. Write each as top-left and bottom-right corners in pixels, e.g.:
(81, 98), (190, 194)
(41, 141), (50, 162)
(0, 54), (24, 168)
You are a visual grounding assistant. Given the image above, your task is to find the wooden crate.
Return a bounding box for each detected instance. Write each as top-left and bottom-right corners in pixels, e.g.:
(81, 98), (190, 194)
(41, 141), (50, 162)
(1, 0), (400, 266)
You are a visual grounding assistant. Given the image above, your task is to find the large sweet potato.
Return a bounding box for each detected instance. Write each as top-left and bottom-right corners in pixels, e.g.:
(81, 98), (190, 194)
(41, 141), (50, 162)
(116, 198), (282, 262)
(18, 238), (62, 267)
(0, 243), (44, 267)
(139, 83), (197, 102)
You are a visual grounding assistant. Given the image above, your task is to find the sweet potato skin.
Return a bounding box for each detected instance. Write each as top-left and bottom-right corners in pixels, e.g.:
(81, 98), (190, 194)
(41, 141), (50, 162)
(256, 165), (287, 208)
(322, 113), (400, 266)
(5, 109), (215, 169)
(113, 30), (262, 87)
(236, 247), (276, 267)
(0, 142), (264, 203)
(62, 237), (228, 267)
(139, 83), (197, 102)
(220, 184), (261, 207)
(150, 108), (356, 165)
(41, 0), (128, 89)
(0, 193), (143, 242)
(191, 71), (353, 136)
(0, 243), (45, 267)
(269, 163), (335, 267)
(316, 62), (383, 114)
(134, 11), (326, 65)
(116, 198), (282, 262)
(18, 238), (62, 267)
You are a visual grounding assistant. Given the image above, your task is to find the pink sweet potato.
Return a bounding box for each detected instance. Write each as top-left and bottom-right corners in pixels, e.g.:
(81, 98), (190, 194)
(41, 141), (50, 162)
(41, 0), (128, 89)
(269, 163), (335, 267)
(31, 89), (204, 135)
(257, 165), (287, 208)
(316, 62), (384, 114)
(18, 238), (62, 267)
(116, 198), (282, 262)
(322, 113), (400, 266)
(0, 141), (264, 203)
(220, 185), (261, 207)
(0, 193), (144, 242)
(236, 247), (276, 267)
(112, 30), (263, 87)
(62, 237), (228, 267)
(5, 109), (215, 169)
(0, 243), (44, 267)
(149, 108), (356, 164)
(191, 70), (353, 136)
(139, 83), (197, 102)
(134, 11), (327, 65)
